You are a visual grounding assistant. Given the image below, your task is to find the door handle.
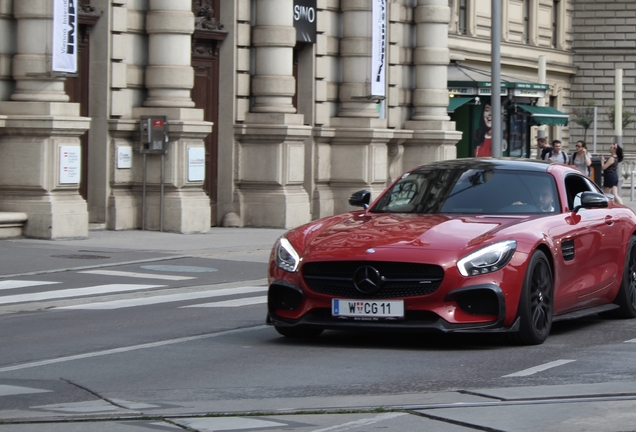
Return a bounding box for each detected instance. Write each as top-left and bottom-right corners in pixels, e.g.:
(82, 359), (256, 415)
(605, 215), (614, 225)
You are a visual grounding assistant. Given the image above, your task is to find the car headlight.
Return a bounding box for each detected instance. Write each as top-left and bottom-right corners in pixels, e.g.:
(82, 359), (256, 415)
(275, 237), (301, 272)
(457, 240), (517, 277)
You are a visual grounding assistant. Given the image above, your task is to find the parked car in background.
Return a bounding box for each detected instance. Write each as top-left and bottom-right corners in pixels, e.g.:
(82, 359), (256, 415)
(267, 158), (636, 345)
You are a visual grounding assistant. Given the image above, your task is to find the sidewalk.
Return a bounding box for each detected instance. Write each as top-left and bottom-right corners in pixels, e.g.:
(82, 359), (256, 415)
(0, 227), (287, 277)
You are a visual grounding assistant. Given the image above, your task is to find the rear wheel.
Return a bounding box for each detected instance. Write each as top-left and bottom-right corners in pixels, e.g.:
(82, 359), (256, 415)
(275, 326), (324, 338)
(511, 250), (553, 345)
(606, 236), (636, 319)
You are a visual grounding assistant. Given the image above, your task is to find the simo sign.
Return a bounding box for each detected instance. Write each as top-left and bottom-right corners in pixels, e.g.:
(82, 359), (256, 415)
(293, 0), (317, 43)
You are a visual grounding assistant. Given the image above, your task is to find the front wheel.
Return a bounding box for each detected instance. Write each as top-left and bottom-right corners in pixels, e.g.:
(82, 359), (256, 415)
(510, 250), (553, 345)
(275, 326), (324, 338)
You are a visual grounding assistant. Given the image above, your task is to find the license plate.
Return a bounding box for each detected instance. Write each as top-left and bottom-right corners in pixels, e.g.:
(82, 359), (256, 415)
(332, 299), (404, 318)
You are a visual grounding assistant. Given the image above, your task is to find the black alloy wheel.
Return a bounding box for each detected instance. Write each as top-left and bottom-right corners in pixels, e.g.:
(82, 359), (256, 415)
(609, 236), (636, 318)
(512, 250), (553, 345)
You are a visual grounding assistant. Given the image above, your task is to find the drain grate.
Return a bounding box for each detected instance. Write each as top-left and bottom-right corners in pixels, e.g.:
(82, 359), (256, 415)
(51, 254), (111, 260)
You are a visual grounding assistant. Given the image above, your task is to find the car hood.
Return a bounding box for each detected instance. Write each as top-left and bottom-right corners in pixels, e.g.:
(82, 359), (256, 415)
(291, 212), (533, 254)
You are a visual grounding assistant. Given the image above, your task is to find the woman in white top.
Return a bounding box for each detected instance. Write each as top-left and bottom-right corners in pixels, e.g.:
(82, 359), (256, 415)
(569, 140), (592, 176)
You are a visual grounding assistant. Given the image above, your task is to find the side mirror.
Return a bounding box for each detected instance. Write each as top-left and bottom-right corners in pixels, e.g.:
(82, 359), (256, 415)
(349, 190), (371, 209)
(573, 191), (609, 213)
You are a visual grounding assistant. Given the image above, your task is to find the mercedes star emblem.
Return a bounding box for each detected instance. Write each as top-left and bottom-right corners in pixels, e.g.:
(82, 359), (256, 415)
(353, 265), (383, 294)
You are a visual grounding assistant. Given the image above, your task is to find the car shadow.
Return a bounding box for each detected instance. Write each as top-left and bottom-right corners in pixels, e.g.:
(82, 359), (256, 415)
(267, 329), (511, 351)
(267, 315), (614, 350)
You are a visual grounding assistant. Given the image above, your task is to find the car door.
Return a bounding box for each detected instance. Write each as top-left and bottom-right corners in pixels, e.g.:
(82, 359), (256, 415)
(553, 174), (622, 312)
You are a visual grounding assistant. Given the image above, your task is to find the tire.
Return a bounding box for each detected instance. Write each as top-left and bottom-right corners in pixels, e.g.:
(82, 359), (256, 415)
(275, 326), (324, 338)
(510, 250), (553, 345)
(606, 236), (636, 319)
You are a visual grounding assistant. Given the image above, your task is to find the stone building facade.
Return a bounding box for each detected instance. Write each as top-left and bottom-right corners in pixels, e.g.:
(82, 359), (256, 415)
(448, 0), (576, 154)
(569, 0), (636, 151)
(3, 0), (625, 239)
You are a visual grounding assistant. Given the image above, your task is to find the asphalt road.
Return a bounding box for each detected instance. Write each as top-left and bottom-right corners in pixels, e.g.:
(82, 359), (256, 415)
(1, 230), (636, 431)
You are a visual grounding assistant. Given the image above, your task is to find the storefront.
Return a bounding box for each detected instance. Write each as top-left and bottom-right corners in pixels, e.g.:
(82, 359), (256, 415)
(447, 62), (568, 159)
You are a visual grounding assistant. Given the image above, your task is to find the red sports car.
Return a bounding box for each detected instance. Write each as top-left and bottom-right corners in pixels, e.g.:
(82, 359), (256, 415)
(266, 158), (636, 344)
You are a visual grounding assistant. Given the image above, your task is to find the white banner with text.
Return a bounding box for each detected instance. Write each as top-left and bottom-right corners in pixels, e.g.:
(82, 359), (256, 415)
(52, 0), (78, 73)
(371, 0), (387, 97)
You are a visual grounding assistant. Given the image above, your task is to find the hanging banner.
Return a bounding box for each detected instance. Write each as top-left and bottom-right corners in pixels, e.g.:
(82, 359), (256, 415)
(52, 0), (78, 73)
(371, 0), (387, 97)
(293, 0), (317, 43)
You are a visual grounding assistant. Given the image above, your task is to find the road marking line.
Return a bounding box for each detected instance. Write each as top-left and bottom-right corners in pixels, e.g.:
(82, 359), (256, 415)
(502, 359), (576, 377)
(180, 296), (267, 308)
(626, 338), (636, 343)
(78, 269), (196, 281)
(58, 286), (268, 310)
(312, 413), (407, 432)
(0, 385), (53, 396)
(0, 280), (60, 291)
(0, 284), (165, 306)
(31, 400), (125, 413)
(178, 417), (287, 431)
(0, 325), (268, 372)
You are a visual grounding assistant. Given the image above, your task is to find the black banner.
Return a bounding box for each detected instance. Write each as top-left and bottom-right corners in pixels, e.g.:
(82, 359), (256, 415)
(293, 0), (317, 43)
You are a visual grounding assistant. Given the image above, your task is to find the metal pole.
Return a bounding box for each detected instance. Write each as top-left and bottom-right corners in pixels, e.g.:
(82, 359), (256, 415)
(160, 154), (164, 232)
(616, 68), (623, 147)
(142, 153), (147, 231)
(593, 106), (597, 154)
(491, 0), (502, 158)
(631, 169), (634, 202)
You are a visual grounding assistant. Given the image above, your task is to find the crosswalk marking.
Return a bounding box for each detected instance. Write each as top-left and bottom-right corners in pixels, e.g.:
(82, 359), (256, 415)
(0, 284), (165, 306)
(58, 286), (268, 310)
(78, 269), (196, 281)
(181, 296), (267, 308)
(0, 385), (52, 396)
(0, 280), (60, 291)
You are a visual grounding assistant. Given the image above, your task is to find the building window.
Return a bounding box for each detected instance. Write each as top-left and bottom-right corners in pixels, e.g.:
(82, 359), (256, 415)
(459, 0), (467, 35)
(552, 0), (560, 48)
(523, 0), (530, 44)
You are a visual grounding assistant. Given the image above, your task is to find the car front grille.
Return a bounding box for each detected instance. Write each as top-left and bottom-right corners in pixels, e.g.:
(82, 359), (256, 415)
(302, 261), (444, 299)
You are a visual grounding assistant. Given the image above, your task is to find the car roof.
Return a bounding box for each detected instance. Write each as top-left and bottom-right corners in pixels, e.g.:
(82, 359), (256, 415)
(410, 157), (552, 173)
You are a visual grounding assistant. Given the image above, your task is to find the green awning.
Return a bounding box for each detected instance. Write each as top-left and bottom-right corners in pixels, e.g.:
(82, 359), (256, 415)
(447, 97), (474, 113)
(517, 104), (569, 126)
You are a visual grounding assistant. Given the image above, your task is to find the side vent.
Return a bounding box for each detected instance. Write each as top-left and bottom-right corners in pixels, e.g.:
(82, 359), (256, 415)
(562, 240), (575, 262)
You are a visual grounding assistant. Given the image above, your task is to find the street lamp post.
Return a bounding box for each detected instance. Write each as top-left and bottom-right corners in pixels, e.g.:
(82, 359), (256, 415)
(491, 0), (502, 158)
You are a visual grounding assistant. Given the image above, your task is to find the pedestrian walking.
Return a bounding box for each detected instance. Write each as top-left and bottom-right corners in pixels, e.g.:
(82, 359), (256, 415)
(543, 140), (569, 164)
(601, 143), (624, 205)
(536, 137), (551, 160)
(570, 140), (591, 176)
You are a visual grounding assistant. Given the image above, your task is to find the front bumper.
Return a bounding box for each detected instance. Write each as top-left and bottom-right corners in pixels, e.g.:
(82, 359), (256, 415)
(266, 280), (519, 334)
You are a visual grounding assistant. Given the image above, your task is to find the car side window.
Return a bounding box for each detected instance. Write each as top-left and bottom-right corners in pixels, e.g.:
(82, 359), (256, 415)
(565, 173), (595, 210)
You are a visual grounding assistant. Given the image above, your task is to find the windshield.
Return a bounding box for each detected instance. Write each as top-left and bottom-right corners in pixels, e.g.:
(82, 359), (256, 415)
(371, 168), (559, 215)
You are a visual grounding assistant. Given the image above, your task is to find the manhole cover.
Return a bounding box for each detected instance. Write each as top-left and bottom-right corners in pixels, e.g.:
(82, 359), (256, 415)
(140, 265), (218, 273)
(52, 254), (111, 260)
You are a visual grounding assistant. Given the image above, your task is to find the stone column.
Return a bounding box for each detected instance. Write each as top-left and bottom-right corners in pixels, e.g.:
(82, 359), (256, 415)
(322, 0), (394, 216)
(144, 0), (195, 108)
(336, 0), (378, 119)
(10, 0), (68, 102)
(0, 0), (90, 239)
(250, 0), (296, 114)
(0, 0), (16, 100)
(234, 0), (312, 229)
(132, 0), (212, 233)
(403, 0), (460, 164)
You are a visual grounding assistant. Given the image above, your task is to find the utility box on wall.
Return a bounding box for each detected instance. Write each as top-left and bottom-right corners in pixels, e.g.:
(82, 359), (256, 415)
(140, 116), (168, 154)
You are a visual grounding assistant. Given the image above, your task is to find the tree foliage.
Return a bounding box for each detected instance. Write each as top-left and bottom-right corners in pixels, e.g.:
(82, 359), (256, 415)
(607, 105), (636, 131)
(571, 100), (596, 142)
